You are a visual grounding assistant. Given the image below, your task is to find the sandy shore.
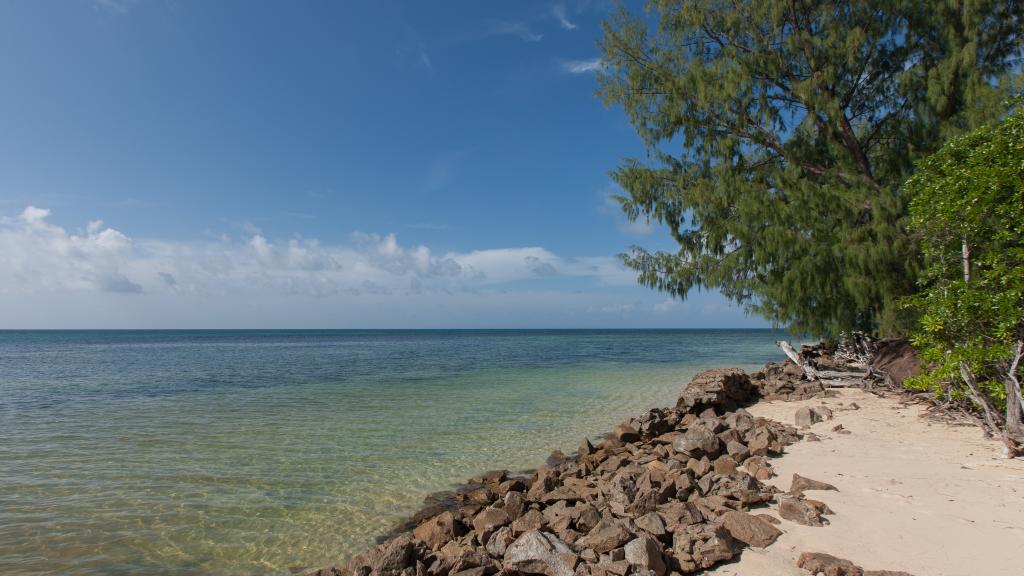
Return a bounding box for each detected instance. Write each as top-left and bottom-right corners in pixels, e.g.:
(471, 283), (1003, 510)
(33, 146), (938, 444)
(709, 388), (1024, 576)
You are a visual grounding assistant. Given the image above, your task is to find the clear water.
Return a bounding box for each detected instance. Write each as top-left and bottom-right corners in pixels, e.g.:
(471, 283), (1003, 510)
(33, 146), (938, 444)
(0, 329), (786, 576)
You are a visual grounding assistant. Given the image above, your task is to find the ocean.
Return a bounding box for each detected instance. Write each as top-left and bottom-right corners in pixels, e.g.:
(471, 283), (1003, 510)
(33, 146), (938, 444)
(0, 329), (787, 575)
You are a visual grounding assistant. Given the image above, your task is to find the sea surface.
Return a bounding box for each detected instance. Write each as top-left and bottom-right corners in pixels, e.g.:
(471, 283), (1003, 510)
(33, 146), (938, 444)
(0, 329), (788, 575)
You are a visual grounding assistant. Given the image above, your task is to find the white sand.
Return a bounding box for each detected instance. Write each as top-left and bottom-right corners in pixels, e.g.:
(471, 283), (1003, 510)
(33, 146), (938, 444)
(708, 388), (1024, 576)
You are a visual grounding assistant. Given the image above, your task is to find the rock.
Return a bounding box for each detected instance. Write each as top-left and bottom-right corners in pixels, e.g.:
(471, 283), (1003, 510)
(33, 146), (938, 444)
(413, 511), (465, 550)
(656, 501), (703, 532)
(577, 518), (633, 554)
(613, 423), (641, 443)
(485, 526), (516, 557)
(676, 368), (757, 414)
(712, 456), (737, 475)
(779, 497), (828, 527)
(574, 505), (602, 533)
(692, 525), (741, 568)
(789, 473), (838, 496)
(720, 510), (782, 548)
(863, 572), (916, 576)
(623, 536), (667, 576)
(371, 534), (414, 576)
(794, 406), (821, 427)
(811, 406), (834, 421)
(503, 530), (578, 576)
(634, 512), (666, 537)
(579, 437), (595, 457)
(504, 491), (526, 520)
(870, 338), (920, 387)
(512, 510), (545, 536)
(672, 425), (721, 458)
(527, 467), (558, 501)
(797, 552), (864, 576)
(724, 440), (750, 461)
(755, 513), (780, 525)
(472, 507), (511, 544)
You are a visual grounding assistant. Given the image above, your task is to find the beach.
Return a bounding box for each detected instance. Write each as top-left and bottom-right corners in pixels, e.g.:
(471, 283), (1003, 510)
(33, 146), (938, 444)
(318, 349), (1023, 576)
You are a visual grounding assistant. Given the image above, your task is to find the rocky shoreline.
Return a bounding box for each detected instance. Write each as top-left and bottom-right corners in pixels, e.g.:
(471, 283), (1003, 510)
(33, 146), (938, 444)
(310, 349), (912, 576)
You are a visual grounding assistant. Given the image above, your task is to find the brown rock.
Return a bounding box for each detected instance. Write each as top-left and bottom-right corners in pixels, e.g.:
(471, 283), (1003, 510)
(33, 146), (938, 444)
(797, 552), (863, 576)
(634, 512), (666, 537)
(512, 510), (545, 536)
(790, 473), (838, 496)
(473, 507), (511, 544)
(692, 525), (741, 568)
(613, 423), (641, 443)
(656, 501), (703, 532)
(720, 510), (782, 548)
(577, 518), (633, 554)
(485, 526), (515, 557)
(370, 534), (414, 576)
(779, 497), (828, 527)
(414, 511), (465, 550)
(676, 368), (757, 414)
(672, 425), (721, 458)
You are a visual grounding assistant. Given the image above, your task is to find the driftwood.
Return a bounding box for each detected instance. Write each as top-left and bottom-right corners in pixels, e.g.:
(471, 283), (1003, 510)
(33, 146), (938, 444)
(777, 340), (870, 388)
(777, 340), (819, 380)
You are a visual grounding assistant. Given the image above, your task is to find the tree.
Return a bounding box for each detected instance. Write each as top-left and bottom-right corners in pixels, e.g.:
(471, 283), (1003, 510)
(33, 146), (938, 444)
(903, 110), (1024, 456)
(597, 0), (1023, 337)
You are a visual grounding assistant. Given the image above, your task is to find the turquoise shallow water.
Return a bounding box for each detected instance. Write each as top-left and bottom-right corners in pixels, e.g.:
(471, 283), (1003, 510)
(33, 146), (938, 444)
(0, 329), (786, 575)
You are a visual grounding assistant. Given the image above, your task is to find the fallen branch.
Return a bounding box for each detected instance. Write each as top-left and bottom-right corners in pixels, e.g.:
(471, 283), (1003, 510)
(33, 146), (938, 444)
(777, 340), (820, 380)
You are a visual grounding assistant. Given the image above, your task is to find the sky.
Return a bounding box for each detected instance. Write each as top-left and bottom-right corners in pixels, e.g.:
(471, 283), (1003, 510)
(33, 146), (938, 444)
(0, 0), (765, 329)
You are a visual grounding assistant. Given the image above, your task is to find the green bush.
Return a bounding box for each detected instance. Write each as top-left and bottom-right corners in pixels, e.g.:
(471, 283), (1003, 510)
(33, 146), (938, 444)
(903, 108), (1024, 450)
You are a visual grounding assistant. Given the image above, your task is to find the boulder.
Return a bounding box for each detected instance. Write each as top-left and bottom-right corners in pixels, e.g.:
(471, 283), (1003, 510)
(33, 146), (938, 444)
(633, 512), (666, 537)
(613, 423), (641, 443)
(676, 368), (757, 414)
(671, 425), (721, 458)
(795, 406), (822, 428)
(720, 510), (782, 548)
(577, 518), (633, 554)
(472, 507), (511, 544)
(779, 497), (828, 527)
(369, 534), (414, 576)
(502, 530), (578, 576)
(623, 536), (667, 576)
(413, 511), (465, 550)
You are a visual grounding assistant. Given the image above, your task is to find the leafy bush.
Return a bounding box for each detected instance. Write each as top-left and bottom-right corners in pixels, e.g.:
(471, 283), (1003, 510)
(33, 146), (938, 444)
(903, 109), (1024, 452)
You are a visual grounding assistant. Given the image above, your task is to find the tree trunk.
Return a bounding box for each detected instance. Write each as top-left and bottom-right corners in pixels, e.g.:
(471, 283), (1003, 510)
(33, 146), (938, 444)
(959, 361), (1000, 438)
(962, 235), (971, 284)
(1004, 338), (1024, 457)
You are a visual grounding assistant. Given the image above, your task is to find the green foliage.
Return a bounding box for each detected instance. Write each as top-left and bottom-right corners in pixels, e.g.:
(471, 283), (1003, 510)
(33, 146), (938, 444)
(903, 110), (1024, 408)
(598, 0), (1023, 337)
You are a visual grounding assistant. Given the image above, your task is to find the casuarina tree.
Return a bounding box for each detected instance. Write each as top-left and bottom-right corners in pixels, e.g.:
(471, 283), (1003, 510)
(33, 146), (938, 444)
(597, 0), (1023, 337)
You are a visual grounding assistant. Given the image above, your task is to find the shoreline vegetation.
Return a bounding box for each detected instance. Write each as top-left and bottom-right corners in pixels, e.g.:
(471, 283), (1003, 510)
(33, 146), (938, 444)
(308, 339), (1018, 576)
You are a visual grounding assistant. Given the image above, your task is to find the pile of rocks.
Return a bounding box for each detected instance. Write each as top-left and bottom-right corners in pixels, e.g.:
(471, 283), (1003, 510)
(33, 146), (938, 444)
(750, 361), (831, 401)
(312, 368), (809, 576)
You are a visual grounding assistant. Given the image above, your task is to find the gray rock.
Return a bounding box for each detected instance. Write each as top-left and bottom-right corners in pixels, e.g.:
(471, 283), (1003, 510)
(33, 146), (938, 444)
(502, 530), (578, 576)
(672, 425), (721, 458)
(623, 536), (667, 576)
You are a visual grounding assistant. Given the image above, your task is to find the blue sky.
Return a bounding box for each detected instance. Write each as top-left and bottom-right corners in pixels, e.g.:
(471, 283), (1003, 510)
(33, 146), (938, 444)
(0, 0), (764, 329)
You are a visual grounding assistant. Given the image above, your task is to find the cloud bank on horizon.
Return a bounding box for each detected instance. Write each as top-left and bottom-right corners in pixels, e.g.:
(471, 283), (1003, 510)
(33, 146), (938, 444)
(0, 206), (760, 329)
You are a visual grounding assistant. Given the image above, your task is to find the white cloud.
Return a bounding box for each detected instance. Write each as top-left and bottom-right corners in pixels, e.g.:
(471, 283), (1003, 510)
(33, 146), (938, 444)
(0, 207), (629, 299)
(561, 58), (605, 74)
(654, 298), (678, 313)
(0, 208), (766, 328)
(553, 4), (577, 30)
(480, 21), (544, 43)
